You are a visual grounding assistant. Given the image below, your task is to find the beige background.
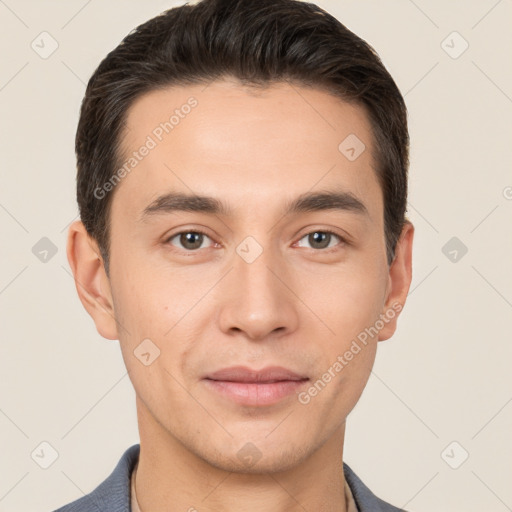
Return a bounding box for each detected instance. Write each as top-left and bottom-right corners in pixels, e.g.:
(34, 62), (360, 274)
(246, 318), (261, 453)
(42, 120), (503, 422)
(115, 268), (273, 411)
(1, 1), (511, 511)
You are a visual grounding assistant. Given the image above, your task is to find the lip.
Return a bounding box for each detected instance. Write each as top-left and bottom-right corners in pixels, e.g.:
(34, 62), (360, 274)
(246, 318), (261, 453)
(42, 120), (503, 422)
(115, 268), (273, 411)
(203, 366), (309, 406)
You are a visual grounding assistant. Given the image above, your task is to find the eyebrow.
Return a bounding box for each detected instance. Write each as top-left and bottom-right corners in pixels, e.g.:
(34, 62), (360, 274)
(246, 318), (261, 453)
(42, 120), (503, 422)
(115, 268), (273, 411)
(139, 188), (368, 221)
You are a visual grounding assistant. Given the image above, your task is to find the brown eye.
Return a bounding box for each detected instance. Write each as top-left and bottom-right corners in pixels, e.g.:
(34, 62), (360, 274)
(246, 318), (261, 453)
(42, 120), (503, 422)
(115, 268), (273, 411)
(168, 231), (211, 251)
(297, 230), (344, 250)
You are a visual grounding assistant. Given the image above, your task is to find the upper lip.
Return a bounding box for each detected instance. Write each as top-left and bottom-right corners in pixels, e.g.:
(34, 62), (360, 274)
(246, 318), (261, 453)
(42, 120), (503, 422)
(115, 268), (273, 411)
(205, 366), (308, 383)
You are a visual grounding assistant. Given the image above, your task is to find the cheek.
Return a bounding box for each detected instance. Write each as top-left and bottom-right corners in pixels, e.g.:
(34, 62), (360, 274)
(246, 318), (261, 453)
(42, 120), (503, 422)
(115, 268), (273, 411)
(310, 263), (388, 340)
(110, 255), (203, 338)
(299, 260), (386, 406)
(109, 262), (212, 387)
(301, 273), (382, 425)
(110, 269), (195, 421)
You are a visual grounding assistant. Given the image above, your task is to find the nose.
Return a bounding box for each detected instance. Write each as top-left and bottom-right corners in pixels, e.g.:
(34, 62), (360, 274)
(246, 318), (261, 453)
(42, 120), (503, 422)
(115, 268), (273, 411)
(216, 241), (299, 342)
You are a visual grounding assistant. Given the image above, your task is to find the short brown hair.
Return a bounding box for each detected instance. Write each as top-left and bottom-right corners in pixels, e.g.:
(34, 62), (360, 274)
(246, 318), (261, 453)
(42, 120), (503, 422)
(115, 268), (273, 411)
(76, 0), (409, 275)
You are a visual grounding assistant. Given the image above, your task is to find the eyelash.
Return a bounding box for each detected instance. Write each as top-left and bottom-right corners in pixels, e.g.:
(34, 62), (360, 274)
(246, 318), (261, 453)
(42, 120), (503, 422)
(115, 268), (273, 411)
(165, 228), (347, 253)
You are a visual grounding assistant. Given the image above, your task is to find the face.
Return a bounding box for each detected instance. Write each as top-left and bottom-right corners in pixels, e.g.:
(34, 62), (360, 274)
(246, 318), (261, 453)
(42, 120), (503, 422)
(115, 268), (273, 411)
(73, 79), (411, 474)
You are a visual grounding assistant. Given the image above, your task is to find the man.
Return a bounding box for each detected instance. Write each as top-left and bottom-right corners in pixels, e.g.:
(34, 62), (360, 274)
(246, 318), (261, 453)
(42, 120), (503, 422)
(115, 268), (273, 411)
(57, 0), (413, 510)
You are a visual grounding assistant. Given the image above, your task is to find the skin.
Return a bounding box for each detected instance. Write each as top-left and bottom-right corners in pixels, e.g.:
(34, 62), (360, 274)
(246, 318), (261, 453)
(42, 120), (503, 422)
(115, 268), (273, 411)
(67, 79), (413, 512)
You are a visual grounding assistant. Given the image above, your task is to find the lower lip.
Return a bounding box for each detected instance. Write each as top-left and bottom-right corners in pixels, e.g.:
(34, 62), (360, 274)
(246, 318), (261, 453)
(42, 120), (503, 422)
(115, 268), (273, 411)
(203, 379), (308, 406)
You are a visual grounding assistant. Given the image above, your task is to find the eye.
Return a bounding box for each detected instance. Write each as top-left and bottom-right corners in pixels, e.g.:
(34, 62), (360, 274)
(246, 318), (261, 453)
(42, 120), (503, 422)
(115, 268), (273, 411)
(166, 230), (215, 251)
(296, 230), (345, 251)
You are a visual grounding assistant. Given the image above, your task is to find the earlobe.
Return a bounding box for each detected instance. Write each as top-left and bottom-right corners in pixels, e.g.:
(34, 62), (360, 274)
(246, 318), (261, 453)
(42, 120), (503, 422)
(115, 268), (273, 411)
(378, 221), (414, 341)
(66, 220), (119, 340)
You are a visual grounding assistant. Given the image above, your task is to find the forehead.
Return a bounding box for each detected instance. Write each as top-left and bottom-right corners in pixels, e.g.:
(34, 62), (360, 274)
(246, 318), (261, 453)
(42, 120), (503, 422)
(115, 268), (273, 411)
(113, 79), (381, 222)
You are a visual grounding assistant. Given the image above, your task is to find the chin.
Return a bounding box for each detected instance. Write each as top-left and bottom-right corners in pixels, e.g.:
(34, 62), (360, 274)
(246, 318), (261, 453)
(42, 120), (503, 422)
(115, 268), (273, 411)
(195, 438), (312, 475)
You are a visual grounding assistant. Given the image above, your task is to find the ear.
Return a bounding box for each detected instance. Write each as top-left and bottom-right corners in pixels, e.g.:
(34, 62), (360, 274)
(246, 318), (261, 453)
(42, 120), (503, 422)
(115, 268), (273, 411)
(66, 220), (118, 340)
(378, 221), (414, 341)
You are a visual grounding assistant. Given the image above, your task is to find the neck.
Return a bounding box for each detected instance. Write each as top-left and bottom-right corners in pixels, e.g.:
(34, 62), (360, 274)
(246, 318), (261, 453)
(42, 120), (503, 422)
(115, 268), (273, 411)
(134, 396), (347, 512)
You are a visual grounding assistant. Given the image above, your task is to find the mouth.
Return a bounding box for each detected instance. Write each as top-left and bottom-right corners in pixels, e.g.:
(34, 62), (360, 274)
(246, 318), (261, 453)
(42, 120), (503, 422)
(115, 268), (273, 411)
(202, 366), (309, 406)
